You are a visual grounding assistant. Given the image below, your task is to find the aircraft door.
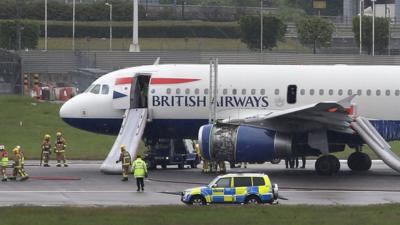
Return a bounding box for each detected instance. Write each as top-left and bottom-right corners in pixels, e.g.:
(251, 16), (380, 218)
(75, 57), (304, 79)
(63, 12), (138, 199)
(130, 74), (151, 109)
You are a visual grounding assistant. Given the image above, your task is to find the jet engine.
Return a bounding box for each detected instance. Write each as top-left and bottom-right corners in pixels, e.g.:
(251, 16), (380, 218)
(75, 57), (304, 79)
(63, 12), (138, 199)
(198, 123), (294, 163)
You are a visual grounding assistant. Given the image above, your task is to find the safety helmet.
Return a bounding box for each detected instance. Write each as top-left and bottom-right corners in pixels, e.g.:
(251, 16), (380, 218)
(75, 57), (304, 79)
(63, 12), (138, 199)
(12, 147), (19, 154)
(45, 134), (51, 139)
(120, 144), (126, 151)
(15, 145), (20, 150)
(0, 145), (4, 150)
(56, 132), (62, 137)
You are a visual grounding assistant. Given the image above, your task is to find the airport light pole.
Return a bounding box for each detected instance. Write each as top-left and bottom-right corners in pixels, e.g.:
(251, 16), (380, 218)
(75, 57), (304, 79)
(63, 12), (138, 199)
(130, 0), (140, 52)
(372, 0), (376, 56)
(72, 0), (76, 51)
(105, 2), (113, 51)
(359, 0), (363, 55)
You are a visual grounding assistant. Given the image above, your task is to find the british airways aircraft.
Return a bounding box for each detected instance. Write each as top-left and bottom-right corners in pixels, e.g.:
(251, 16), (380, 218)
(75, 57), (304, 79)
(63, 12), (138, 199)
(59, 64), (400, 175)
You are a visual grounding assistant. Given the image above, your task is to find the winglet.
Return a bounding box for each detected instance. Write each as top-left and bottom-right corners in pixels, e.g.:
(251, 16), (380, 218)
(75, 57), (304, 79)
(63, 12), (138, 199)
(338, 95), (356, 108)
(153, 57), (160, 65)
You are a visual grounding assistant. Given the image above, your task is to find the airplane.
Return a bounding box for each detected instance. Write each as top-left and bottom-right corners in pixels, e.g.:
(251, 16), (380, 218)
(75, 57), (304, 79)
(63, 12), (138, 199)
(59, 64), (400, 175)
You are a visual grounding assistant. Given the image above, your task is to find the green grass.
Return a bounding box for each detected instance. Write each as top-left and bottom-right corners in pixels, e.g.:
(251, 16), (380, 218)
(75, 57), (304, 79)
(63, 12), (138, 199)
(0, 95), (116, 160)
(0, 205), (399, 225)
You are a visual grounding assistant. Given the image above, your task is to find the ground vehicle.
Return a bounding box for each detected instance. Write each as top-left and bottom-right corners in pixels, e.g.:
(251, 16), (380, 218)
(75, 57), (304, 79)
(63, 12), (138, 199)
(145, 139), (200, 170)
(181, 173), (279, 205)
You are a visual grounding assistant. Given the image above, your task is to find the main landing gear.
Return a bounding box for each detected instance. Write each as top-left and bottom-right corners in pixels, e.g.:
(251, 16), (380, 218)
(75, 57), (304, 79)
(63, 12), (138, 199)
(315, 155), (340, 176)
(347, 151), (371, 172)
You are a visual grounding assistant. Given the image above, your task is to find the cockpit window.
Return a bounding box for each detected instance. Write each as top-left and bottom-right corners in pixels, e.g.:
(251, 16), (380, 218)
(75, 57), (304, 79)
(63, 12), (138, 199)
(101, 85), (109, 95)
(90, 84), (101, 94)
(84, 85), (94, 93)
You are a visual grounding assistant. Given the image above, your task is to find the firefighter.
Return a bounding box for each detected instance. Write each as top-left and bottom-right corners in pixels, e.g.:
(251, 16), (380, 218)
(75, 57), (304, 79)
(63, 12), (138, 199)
(17, 146), (26, 170)
(10, 146), (29, 181)
(0, 145), (8, 181)
(132, 155), (148, 191)
(41, 134), (52, 167)
(116, 145), (131, 181)
(54, 132), (68, 167)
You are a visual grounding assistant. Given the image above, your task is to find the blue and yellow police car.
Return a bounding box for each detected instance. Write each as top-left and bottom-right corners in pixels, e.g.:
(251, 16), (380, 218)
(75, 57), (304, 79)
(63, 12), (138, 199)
(181, 173), (278, 205)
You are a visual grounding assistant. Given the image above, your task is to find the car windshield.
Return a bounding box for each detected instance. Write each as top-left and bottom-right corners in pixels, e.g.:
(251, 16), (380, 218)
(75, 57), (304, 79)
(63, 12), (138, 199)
(208, 176), (224, 187)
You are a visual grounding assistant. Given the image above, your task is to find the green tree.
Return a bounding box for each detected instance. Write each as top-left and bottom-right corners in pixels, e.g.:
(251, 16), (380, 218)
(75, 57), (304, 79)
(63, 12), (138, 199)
(0, 20), (40, 50)
(296, 16), (334, 54)
(353, 16), (389, 55)
(239, 15), (286, 51)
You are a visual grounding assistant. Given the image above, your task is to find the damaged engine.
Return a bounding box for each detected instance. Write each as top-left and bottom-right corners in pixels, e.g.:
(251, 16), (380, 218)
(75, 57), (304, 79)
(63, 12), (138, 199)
(198, 123), (295, 163)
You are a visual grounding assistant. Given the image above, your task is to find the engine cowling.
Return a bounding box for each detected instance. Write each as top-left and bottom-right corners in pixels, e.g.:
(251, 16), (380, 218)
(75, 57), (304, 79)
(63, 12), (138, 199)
(198, 124), (293, 163)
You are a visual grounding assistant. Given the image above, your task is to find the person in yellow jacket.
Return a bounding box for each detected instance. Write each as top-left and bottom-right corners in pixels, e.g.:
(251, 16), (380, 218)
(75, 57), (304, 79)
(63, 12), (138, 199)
(10, 147), (29, 181)
(116, 145), (131, 182)
(0, 145), (9, 182)
(132, 155), (147, 191)
(54, 132), (68, 167)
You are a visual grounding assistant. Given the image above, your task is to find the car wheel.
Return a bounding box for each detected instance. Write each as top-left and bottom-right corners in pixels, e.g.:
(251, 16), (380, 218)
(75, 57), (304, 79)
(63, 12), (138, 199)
(190, 195), (206, 206)
(245, 196), (261, 205)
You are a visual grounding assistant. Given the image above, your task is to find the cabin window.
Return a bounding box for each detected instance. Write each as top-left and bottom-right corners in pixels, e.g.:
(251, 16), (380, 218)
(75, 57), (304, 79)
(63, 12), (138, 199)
(348, 89), (353, 96)
(329, 89), (334, 96)
(232, 89), (237, 95)
(251, 89), (256, 95)
(176, 88), (181, 94)
(287, 85), (297, 104)
(376, 90), (381, 96)
(274, 89), (279, 95)
(90, 84), (101, 94)
(357, 89), (362, 96)
(194, 88), (200, 95)
(310, 89), (315, 96)
(204, 89), (209, 95)
(338, 89), (343, 96)
(386, 90), (391, 96)
(300, 89), (305, 95)
(260, 89), (266, 95)
(185, 88), (190, 95)
(242, 89), (246, 95)
(367, 89), (372, 96)
(319, 89), (324, 96)
(223, 89), (228, 95)
(396, 90), (400, 96)
(166, 88), (171, 94)
(101, 85), (109, 95)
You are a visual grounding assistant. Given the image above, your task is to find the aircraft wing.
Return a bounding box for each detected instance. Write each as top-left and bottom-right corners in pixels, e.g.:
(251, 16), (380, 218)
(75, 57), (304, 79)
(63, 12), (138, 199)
(221, 95), (356, 134)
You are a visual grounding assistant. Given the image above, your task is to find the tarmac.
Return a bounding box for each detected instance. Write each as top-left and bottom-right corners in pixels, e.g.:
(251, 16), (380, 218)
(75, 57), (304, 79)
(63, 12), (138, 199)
(0, 160), (400, 206)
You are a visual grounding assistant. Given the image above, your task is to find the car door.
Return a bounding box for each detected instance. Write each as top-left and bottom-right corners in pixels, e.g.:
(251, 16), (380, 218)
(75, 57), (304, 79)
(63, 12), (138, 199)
(211, 177), (234, 203)
(233, 177), (252, 203)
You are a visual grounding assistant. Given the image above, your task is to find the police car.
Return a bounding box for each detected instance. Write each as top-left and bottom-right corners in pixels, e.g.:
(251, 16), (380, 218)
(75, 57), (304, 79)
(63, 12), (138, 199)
(181, 173), (278, 205)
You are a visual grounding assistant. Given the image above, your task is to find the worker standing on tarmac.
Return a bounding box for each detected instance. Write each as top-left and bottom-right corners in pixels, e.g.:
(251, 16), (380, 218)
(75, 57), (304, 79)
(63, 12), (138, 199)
(0, 145), (9, 181)
(54, 132), (68, 167)
(116, 145), (131, 181)
(132, 155), (147, 191)
(10, 146), (29, 181)
(41, 134), (52, 167)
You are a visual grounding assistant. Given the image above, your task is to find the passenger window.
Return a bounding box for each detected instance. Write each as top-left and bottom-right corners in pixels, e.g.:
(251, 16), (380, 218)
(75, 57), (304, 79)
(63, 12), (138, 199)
(166, 88), (171, 94)
(234, 177), (252, 187)
(367, 89), (372, 96)
(348, 89), (353, 96)
(242, 89), (246, 95)
(260, 89), (266, 95)
(101, 85), (109, 95)
(329, 89), (333, 96)
(90, 84), (101, 94)
(319, 89), (324, 95)
(185, 88), (190, 95)
(176, 88), (181, 94)
(287, 85), (297, 104)
(310, 89), (315, 96)
(274, 89), (279, 95)
(386, 90), (391, 96)
(357, 90), (362, 96)
(396, 90), (400, 96)
(215, 178), (231, 188)
(195, 88), (199, 95)
(376, 90), (381, 96)
(204, 89), (209, 95)
(338, 89), (343, 96)
(232, 89), (237, 95)
(223, 89), (228, 95)
(300, 89), (305, 95)
(252, 177), (265, 186)
(251, 89), (256, 95)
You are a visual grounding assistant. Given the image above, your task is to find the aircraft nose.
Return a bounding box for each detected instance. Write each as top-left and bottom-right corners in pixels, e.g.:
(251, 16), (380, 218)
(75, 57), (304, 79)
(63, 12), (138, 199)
(59, 96), (79, 120)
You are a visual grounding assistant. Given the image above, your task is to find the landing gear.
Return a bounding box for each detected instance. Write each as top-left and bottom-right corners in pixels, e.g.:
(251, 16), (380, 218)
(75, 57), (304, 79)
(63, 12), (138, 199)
(315, 155), (340, 176)
(347, 151), (371, 172)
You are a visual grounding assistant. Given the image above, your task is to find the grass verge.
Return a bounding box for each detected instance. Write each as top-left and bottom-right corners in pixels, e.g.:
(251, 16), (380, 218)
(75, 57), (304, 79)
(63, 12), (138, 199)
(0, 205), (399, 225)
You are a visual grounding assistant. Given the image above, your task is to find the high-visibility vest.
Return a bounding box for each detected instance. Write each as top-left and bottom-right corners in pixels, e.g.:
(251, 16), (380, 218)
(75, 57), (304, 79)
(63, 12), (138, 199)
(1, 155), (8, 167)
(132, 159), (147, 178)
